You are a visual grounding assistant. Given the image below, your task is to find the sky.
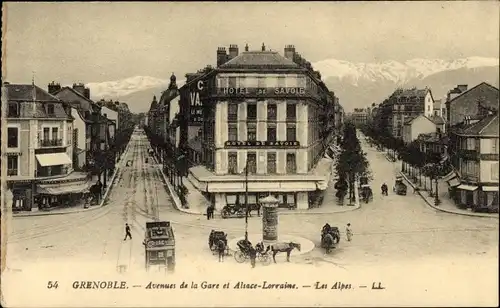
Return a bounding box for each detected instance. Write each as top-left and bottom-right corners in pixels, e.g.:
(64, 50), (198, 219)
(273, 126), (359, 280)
(2, 1), (499, 86)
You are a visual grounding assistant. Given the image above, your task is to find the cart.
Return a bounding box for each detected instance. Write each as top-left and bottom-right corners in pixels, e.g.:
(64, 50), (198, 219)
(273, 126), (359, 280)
(143, 221), (175, 273)
(393, 176), (407, 196)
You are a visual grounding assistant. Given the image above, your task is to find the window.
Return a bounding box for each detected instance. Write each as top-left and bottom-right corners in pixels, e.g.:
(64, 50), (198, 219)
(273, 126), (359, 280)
(492, 163), (499, 181)
(228, 152), (238, 174)
(228, 124), (238, 141)
(43, 127), (50, 140)
(247, 152), (257, 174)
(286, 153), (296, 173)
(247, 124), (257, 141)
(7, 127), (19, 148)
(257, 76), (266, 88)
(52, 127), (58, 140)
(427, 105), (431, 111)
(228, 103), (238, 121)
(465, 138), (476, 150)
(267, 103), (277, 120)
(267, 153), (276, 174)
(267, 125), (277, 141)
(462, 160), (477, 176)
(73, 128), (78, 148)
(228, 77), (237, 88)
(7, 156), (18, 176)
(286, 125), (296, 141)
(492, 139), (499, 154)
(47, 104), (55, 114)
(286, 103), (296, 120)
(247, 104), (257, 120)
(8, 103), (19, 117)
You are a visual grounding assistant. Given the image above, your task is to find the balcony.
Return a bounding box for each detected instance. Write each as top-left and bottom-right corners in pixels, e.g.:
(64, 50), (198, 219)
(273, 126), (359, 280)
(39, 138), (63, 148)
(7, 169), (18, 176)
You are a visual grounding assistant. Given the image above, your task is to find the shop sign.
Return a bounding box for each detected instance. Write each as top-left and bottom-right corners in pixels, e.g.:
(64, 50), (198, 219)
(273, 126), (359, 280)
(187, 80), (205, 124)
(217, 87), (306, 97)
(224, 140), (300, 148)
(146, 239), (168, 248)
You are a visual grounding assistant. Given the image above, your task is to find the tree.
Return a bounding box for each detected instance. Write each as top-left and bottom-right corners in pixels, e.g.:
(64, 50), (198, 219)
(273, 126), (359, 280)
(335, 122), (371, 204)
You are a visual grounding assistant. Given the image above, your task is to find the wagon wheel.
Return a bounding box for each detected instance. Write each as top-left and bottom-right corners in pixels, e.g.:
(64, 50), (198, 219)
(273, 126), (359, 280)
(258, 253), (271, 265)
(234, 251), (247, 263)
(221, 209), (229, 219)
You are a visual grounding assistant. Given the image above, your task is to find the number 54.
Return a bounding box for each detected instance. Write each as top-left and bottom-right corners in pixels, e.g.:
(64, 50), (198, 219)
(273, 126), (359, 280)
(47, 281), (59, 289)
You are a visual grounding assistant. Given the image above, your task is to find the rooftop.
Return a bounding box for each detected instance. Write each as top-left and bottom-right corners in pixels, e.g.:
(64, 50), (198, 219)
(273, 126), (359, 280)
(457, 113), (499, 137)
(6, 84), (60, 102)
(220, 51), (300, 69)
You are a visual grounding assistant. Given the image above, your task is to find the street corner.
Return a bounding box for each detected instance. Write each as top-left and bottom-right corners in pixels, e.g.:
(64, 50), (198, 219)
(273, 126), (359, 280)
(228, 234), (316, 256)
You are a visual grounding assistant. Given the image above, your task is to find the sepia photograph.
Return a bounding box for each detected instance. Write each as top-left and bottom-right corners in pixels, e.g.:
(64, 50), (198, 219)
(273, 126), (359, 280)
(1, 1), (499, 307)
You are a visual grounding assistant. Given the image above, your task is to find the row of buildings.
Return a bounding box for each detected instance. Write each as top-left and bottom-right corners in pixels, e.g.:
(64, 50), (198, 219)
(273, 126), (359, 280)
(145, 43), (345, 210)
(1, 82), (134, 211)
(369, 82), (499, 212)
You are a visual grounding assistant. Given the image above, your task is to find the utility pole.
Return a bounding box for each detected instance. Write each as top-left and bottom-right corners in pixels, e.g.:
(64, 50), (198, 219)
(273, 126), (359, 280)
(244, 160), (249, 241)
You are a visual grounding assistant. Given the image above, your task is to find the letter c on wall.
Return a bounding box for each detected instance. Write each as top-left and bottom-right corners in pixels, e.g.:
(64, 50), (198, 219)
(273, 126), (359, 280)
(197, 81), (204, 91)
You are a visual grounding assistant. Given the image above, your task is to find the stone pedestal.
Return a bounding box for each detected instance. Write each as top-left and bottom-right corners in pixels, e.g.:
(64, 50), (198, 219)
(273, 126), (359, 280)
(259, 195), (279, 244)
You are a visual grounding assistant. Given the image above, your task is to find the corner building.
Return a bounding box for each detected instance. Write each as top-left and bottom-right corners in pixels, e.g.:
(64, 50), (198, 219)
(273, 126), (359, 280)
(183, 44), (337, 210)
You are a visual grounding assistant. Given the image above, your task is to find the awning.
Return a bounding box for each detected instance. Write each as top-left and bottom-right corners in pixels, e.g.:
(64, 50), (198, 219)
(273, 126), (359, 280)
(457, 184), (478, 191)
(448, 178), (460, 187)
(36, 153), (72, 167)
(37, 180), (92, 195)
(442, 170), (458, 182)
(482, 186), (499, 192)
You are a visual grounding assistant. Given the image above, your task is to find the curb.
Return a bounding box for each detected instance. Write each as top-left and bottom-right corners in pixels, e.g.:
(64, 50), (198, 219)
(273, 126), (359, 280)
(13, 140), (132, 218)
(399, 171), (498, 219)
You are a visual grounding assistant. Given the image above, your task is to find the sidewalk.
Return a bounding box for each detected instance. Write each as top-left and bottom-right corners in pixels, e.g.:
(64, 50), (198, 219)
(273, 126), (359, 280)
(13, 141), (132, 218)
(398, 171), (499, 219)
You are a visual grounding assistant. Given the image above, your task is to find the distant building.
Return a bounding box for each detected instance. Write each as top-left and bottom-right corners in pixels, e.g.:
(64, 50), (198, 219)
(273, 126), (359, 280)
(351, 108), (368, 127)
(402, 114), (439, 144)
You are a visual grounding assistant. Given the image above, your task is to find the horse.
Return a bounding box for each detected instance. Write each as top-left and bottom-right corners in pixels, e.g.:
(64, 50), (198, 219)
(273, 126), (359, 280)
(270, 242), (301, 263)
(216, 239), (226, 262)
(321, 233), (337, 254)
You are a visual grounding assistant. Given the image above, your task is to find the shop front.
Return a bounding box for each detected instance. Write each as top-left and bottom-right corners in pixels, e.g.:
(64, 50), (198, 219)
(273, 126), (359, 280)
(9, 181), (35, 212)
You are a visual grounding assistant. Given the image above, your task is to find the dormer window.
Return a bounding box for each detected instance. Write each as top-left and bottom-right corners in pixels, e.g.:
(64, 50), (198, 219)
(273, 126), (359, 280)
(47, 104), (55, 115)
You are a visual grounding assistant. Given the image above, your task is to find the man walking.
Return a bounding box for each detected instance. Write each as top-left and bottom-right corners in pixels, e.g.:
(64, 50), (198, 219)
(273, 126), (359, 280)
(124, 223), (132, 241)
(206, 206), (211, 220)
(209, 205), (215, 219)
(346, 223), (353, 242)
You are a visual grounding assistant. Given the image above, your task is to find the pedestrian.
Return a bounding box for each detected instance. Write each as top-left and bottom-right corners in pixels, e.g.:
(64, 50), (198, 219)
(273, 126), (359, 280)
(209, 205), (215, 219)
(216, 240), (226, 262)
(206, 206), (211, 220)
(248, 246), (257, 268)
(346, 223), (353, 242)
(124, 223), (132, 241)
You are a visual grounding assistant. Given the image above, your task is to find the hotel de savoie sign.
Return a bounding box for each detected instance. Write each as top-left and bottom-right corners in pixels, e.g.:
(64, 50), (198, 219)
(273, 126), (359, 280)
(217, 87), (306, 97)
(224, 140), (300, 148)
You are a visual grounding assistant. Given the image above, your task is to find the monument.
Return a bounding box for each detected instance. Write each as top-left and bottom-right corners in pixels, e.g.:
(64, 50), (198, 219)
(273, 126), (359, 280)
(259, 195), (279, 244)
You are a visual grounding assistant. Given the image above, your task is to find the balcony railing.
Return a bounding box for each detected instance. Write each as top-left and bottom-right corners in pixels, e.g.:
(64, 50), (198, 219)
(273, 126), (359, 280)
(7, 169), (18, 176)
(36, 167), (69, 178)
(39, 138), (63, 147)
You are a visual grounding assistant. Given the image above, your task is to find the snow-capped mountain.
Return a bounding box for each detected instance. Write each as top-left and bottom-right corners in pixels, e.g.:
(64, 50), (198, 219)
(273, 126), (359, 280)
(86, 76), (170, 99)
(86, 57), (499, 113)
(313, 57), (499, 86)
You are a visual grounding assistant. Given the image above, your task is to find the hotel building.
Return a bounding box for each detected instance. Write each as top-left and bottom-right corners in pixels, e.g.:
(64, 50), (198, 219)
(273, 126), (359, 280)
(180, 43), (339, 210)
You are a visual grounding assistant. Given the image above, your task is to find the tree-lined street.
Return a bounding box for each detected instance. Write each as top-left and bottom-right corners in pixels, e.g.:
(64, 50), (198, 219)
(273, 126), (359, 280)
(6, 130), (498, 273)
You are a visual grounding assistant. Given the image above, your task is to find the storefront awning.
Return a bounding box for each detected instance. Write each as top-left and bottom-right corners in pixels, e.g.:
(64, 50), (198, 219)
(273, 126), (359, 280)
(482, 186), (499, 192)
(442, 170), (458, 182)
(457, 184), (478, 191)
(37, 181), (92, 195)
(36, 153), (72, 167)
(448, 178), (461, 187)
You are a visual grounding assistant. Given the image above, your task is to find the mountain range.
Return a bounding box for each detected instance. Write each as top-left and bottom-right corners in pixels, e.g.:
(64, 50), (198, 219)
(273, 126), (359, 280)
(86, 57), (500, 113)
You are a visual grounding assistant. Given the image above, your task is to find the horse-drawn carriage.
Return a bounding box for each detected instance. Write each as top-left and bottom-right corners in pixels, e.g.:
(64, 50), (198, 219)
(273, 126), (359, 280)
(393, 176), (407, 196)
(208, 230), (229, 256)
(234, 239), (271, 265)
(221, 203), (260, 219)
(321, 224), (340, 254)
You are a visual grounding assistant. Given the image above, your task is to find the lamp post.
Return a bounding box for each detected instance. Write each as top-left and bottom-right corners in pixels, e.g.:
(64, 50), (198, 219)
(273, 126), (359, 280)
(244, 160), (249, 241)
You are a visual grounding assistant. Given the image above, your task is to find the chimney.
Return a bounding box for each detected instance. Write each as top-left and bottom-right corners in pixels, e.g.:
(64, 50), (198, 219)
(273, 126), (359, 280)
(72, 83), (86, 96)
(284, 45), (296, 59)
(244, 43), (249, 52)
(261, 43), (266, 51)
(48, 81), (61, 95)
(229, 44), (239, 59)
(457, 84), (468, 93)
(216, 47), (228, 67)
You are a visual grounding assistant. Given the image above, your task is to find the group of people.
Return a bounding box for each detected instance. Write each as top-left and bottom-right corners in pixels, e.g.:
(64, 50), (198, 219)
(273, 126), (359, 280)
(322, 222), (353, 242)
